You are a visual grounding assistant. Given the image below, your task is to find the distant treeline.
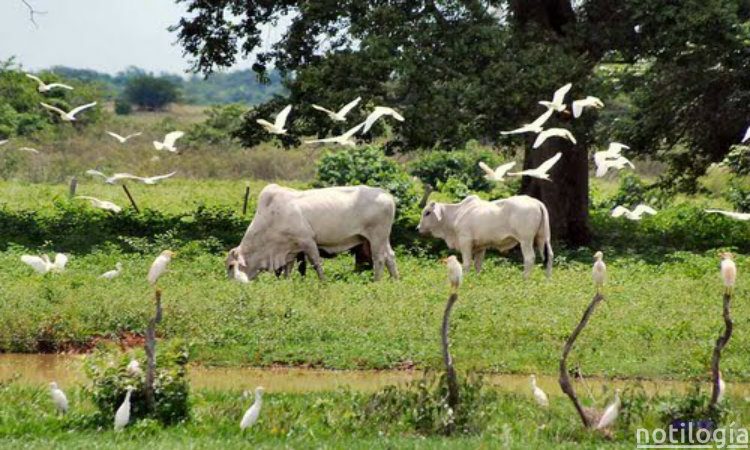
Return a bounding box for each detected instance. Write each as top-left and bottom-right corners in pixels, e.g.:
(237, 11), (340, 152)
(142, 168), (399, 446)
(48, 66), (285, 105)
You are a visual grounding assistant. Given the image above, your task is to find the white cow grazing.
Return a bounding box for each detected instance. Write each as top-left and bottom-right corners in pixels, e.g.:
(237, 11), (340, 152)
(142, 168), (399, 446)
(226, 184), (399, 281)
(417, 195), (553, 279)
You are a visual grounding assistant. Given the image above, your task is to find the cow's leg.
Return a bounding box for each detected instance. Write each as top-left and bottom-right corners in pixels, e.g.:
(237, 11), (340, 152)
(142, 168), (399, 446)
(301, 242), (325, 281)
(459, 239), (473, 272)
(296, 252), (307, 277)
(535, 236), (552, 279)
(473, 249), (486, 273)
(520, 240), (536, 280)
(283, 261), (294, 278)
(385, 244), (399, 280)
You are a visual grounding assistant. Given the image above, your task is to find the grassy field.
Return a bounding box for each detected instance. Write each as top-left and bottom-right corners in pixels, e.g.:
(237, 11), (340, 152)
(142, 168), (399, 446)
(0, 247), (746, 381)
(1, 383), (748, 449)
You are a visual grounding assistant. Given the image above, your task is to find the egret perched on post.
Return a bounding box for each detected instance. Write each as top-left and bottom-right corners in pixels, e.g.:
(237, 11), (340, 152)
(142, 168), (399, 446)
(147, 250), (175, 286)
(595, 389), (621, 430)
(49, 381), (68, 415)
(530, 375), (549, 408)
(240, 386), (264, 430)
(443, 255), (463, 293)
(592, 251), (606, 294)
(114, 387), (135, 431)
(720, 252), (737, 295)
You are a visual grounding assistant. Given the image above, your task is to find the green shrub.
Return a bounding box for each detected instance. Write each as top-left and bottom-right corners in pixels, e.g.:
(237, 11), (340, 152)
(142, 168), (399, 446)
(315, 146), (419, 211)
(436, 177), (470, 200)
(362, 372), (496, 436)
(114, 97), (132, 115)
(409, 149), (505, 192)
(84, 340), (190, 426)
(721, 144), (750, 175)
(186, 103), (248, 145)
(124, 75), (181, 111)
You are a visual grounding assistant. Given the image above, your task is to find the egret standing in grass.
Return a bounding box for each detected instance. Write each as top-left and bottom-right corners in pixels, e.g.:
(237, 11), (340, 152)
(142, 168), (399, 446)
(100, 262), (123, 280)
(240, 386), (264, 431)
(596, 389), (621, 430)
(444, 255), (463, 293)
(592, 251), (606, 294)
(720, 252), (737, 295)
(147, 250), (175, 286)
(530, 375), (549, 408)
(114, 387), (135, 431)
(49, 382), (68, 415)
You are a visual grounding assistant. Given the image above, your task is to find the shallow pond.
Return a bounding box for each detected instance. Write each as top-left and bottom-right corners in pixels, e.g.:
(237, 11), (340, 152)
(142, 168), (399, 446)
(2, 354), (747, 399)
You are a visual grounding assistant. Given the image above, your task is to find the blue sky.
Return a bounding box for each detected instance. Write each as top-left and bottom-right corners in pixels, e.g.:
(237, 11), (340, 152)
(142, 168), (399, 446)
(0, 0), (283, 75)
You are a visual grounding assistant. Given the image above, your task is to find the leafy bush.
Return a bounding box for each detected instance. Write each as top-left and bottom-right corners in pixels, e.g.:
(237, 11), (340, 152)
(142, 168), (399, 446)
(658, 385), (726, 429)
(315, 146), (419, 211)
(186, 104), (248, 145)
(114, 97), (132, 115)
(436, 177), (470, 200)
(728, 183), (750, 212)
(84, 340), (190, 426)
(124, 75), (181, 111)
(362, 372), (496, 436)
(721, 144), (750, 175)
(409, 149), (505, 192)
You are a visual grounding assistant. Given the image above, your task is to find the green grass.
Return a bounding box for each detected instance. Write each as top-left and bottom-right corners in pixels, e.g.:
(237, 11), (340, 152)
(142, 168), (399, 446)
(0, 248), (746, 382)
(1, 384), (748, 449)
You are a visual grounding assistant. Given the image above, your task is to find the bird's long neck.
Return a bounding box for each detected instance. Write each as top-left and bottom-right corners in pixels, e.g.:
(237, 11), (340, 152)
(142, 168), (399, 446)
(254, 393), (263, 405)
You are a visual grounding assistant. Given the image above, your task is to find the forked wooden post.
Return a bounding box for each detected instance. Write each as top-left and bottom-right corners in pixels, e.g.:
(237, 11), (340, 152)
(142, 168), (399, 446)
(122, 184), (140, 213)
(559, 293), (604, 428)
(441, 292), (460, 434)
(242, 185), (250, 216)
(710, 293), (733, 409)
(144, 289), (163, 412)
(68, 176), (77, 198)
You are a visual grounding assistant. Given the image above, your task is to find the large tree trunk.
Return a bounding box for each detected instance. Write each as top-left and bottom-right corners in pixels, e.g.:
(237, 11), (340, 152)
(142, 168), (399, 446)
(521, 140), (591, 245)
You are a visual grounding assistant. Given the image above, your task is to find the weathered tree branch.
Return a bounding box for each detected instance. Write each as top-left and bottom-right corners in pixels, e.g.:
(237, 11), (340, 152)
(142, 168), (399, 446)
(21, 0), (46, 28)
(710, 293), (733, 409)
(441, 292), (460, 434)
(559, 293), (604, 428)
(144, 289), (163, 412)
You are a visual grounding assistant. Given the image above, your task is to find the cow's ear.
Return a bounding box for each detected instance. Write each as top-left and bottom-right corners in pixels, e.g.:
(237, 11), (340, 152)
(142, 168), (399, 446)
(434, 203), (443, 221)
(237, 253), (247, 267)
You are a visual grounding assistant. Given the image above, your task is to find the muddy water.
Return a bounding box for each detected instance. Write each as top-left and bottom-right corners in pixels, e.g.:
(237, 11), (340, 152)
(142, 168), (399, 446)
(2, 354), (749, 398)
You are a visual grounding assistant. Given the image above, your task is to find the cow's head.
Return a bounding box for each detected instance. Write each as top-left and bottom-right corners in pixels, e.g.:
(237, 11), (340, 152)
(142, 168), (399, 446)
(226, 246), (259, 281)
(418, 201), (444, 235)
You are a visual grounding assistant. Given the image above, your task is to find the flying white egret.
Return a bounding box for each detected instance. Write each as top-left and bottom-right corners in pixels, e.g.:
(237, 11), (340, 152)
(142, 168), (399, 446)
(152, 131), (185, 152)
(100, 262), (123, 280)
(742, 126), (750, 143)
(444, 255), (463, 293)
(539, 82), (572, 112)
(257, 105), (292, 134)
(49, 381), (69, 414)
(26, 74), (73, 93)
(705, 209), (750, 221)
(594, 155), (635, 178)
(507, 152), (563, 181)
(148, 250), (175, 285)
(114, 387), (134, 431)
(611, 204), (657, 220)
(17, 147), (40, 154)
(478, 161), (516, 182)
(111, 171), (177, 185)
(720, 252), (737, 295)
(311, 97), (361, 122)
(304, 122), (366, 147)
(74, 196), (122, 213)
(533, 128), (577, 149)
(21, 253), (67, 274)
(362, 106), (405, 133)
(596, 389), (621, 430)
(126, 359), (142, 377)
(592, 251), (606, 293)
(530, 375), (549, 408)
(240, 386), (264, 430)
(501, 109), (553, 135)
(40, 102), (97, 121)
(571, 96), (604, 118)
(106, 131), (142, 144)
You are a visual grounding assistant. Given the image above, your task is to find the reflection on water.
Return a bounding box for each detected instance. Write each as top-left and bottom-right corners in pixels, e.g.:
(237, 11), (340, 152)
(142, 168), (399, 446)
(1, 354), (748, 398)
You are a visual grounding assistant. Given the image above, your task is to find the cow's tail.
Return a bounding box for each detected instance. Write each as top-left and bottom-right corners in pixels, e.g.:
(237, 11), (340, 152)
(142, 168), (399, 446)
(539, 202), (553, 278)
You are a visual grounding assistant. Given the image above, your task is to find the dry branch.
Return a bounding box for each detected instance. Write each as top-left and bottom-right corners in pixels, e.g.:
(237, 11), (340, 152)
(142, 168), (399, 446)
(242, 185), (251, 216)
(710, 293), (733, 409)
(559, 293), (604, 428)
(122, 184), (140, 213)
(441, 292), (460, 434)
(21, 0), (45, 28)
